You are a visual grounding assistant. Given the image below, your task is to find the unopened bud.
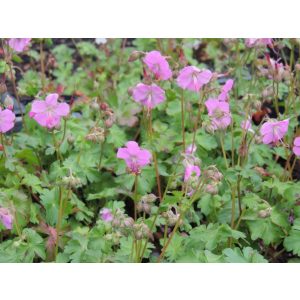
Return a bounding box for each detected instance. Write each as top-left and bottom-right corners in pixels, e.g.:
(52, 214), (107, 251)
(258, 207), (272, 218)
(0, 82), (7, 94)
(100, 102), (109, 111)
(67, 134), (75, 145)
(62, 172), (82, 188)
(105, 118), (114, 128)
(3, 95), (14, 110)
(86, 127), (105, 143)
(205, 184), (218, 195)
(128, 50), (144, 62)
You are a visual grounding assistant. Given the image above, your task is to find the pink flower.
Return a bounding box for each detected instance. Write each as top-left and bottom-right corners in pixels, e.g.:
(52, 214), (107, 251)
(0, 207), (13, 230)
(205, 98), (231, 130)
(117, 141), (152, 174)
(100, 208), (113, 222)
(177, 66), (212, 92)
(218, 79), (234, 102)
(241, 118), (253, 132)
(0, 108), (15, 133)
(267, 57), (285, 81)
(29, 93), (70, 129)
(8, 38), (31, 52)
(132, 83), (165, 109)
(245, 38), (272, 48)
(260, 119), (289, 145)
(186, 144), (197, 154)
(143, 50), (172, 80)
(184, 165), (201, 182)
(293, 137), (300, 156)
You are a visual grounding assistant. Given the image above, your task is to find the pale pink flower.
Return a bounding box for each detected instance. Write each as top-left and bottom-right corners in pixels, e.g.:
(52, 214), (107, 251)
(0, 108), (15, 133)
(177, 66), (212, 92)
(184, 165), (201, 182)
(29, 93), (70, 129)
(0, 207), (13, 230)
(245, 38), (272, 48)
(143, 50), (172, 80)
(117, 141), (152, 174)
(260, 119), (289, 145)
(8, 38), (31, 52)
(293, 137), (300, 156)
(186, 144), (197, 154)
(241, 118), (254, 133)
(100, 208), (113, 222)
(218, 79), (234, 102)
(132, 83), (165, 109)
(267, 57), (286, 81)
(205, 98), (231, 130)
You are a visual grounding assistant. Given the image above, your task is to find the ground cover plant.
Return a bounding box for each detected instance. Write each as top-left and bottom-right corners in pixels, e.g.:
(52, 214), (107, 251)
(0, 38), (300, 263)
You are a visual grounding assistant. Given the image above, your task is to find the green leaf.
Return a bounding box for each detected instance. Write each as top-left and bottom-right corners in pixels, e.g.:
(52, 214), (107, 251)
(223, 247), (267, 263)
(284, 219), (300, 256)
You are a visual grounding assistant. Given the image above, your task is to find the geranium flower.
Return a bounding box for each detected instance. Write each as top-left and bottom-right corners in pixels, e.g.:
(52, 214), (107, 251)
(143, 50), (172, 80)
(29, 93), (70, 129)
(184, 164), (201, 182)
(218, 79), (234, 101)
(241, 118), (254, 133)
(117, 141), (152, 174)
(293, 137), (300, 156)
(100, 208), (113, 222)
(260, 119), (289, 145)
(245, 38), (272, 48)
(0, 207), (13, 230)
(0, 108), (15, 133)
(8, 38), (31, 52)
(205, 98), (231, 130)
(177, 66), (212, 92)
(132, 83), (165, 109)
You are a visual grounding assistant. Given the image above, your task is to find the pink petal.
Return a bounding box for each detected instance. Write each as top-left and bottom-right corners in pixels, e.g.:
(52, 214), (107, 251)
(31, 100), (47, 114)
(45, 93), (59, 106)
(55, 103), (70, 116)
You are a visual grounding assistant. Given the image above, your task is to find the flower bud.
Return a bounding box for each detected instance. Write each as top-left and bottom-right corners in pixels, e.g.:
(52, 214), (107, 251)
(133, 222), (152, 240)
(295, 64), (300, 72)
(162, 207), (181, 226)
(62, 172), (82, 188)
(3, 94), (14, 110)
(100, 102), (109, 111)
(205, 184), (218, 195)
(105, 118), (114, 128)
(203, 121), (215, 134)
(67, 134), (75, 145)
(140, 193), (157, 203)
(128, 50), (144, 62)
(258, 207), (272, 218)
(86, 127), (105, 143)
(0, 82), (7, 94)
(123, 217), (134, 228)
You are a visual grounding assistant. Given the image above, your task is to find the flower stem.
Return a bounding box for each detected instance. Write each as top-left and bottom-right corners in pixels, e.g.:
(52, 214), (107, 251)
(219, 133), (229, 168)
(0, 133), (7, 158)
(54, 186), (63, 260)
(40, 39), (46, 92)
(180, 90), (186, 152)
(147, 111), (162, 201)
